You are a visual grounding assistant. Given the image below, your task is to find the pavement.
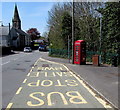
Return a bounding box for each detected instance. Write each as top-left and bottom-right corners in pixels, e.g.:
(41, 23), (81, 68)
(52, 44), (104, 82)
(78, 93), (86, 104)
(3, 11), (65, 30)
(41, 52), (119, 109)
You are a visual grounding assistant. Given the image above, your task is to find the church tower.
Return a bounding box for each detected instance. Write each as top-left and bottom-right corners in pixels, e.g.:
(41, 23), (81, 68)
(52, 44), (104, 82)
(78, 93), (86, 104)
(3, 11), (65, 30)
(12, 4), (21, 29)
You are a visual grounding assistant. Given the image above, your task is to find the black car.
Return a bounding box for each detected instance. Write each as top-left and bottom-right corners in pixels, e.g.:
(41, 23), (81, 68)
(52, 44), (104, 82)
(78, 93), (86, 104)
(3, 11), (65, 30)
(39, 45), (46, 51)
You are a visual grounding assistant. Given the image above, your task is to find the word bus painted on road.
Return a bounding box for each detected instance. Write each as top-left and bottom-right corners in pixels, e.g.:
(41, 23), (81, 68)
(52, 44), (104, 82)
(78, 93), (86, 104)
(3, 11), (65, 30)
(27, 91), (87, 107)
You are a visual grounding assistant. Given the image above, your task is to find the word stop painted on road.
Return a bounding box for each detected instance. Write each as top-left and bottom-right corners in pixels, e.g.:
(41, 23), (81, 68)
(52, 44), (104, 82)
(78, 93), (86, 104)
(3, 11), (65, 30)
(27, 79), (79, 87)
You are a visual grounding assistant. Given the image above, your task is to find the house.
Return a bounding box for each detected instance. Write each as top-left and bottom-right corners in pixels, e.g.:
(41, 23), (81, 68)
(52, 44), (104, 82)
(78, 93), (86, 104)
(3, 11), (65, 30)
(0, 24), (11, 55)
(8, 27), (31, 48)
(0, 4), (31, 54)
(0, 25), (11, 47)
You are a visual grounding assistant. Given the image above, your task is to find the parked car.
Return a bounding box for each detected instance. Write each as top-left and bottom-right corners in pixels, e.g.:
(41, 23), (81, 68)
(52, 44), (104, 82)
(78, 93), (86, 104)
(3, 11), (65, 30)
(38, 45), (46, 51)
(24, 47), (32, 52)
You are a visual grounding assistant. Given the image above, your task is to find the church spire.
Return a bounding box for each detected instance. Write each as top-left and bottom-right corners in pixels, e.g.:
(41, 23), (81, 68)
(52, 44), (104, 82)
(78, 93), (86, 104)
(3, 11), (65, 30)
(14, 4), (20, 21)
(12, 4), (21, 29)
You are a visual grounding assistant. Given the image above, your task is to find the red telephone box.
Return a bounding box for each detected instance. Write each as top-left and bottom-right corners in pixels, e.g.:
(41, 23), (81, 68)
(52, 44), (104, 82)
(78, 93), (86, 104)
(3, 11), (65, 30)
(74, 40), (86, 64)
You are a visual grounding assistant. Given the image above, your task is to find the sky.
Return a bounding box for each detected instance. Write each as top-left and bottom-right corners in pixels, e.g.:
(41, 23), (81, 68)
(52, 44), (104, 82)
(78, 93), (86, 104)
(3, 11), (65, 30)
(1, 0), (117, 36)
(1, 2), (56, 36)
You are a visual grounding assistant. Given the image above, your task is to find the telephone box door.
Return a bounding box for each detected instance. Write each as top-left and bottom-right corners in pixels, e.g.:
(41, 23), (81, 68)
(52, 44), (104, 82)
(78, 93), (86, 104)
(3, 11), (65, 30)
(74, 40), (86, 64)
(74, 45), (80, 64)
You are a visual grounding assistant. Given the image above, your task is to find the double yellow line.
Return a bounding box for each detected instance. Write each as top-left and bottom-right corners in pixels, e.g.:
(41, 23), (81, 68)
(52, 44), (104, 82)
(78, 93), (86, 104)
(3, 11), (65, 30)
(5, 58), (40, 110)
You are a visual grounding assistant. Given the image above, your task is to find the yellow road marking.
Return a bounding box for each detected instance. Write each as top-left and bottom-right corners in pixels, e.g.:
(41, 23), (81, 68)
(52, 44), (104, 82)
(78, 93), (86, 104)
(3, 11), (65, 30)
(30, 69), (33, 72)
(23, 79), (27, 83)
(27, 72), (31, 76)
(5, 103), (13, 110)
(62, 65), (112, 108)
(16, 87), (22, 95)
(5, 58), (43, 108)
(39, 58), (113, 109)
(6, 58), (113, 108)
(47, 92), (68, 106)
(34, 58), (40, 66)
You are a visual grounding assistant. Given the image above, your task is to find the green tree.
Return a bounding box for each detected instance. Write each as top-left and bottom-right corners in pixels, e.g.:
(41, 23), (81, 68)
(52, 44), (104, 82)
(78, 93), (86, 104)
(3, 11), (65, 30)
(61, 11), (72, 49)
(108, 3), (119, 52)
(74, 2), (103, 51)
(48, 3), (72, 49)
(98, 2), (120, 64)
(47, 2), (103, 58)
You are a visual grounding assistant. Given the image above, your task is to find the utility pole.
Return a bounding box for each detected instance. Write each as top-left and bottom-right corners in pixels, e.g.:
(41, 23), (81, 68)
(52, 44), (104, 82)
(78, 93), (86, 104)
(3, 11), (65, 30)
(100, 15), (102, 52)
(68, 35), (70, 63)
(99, 14), (102, 64)
(72, 0), (74, 64)
(8, 23), (11, 47)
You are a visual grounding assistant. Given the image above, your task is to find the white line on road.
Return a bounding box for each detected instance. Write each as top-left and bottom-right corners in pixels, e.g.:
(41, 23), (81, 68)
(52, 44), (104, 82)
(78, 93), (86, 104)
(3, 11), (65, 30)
(1, 61), (10, 65)
(13, 58), (18, 61)
(1, 54), (30, 65)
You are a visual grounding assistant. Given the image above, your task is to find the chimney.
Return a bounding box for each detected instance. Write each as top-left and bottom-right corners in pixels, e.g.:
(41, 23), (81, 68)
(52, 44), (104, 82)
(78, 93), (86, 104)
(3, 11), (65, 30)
(9, 23), (10, 33)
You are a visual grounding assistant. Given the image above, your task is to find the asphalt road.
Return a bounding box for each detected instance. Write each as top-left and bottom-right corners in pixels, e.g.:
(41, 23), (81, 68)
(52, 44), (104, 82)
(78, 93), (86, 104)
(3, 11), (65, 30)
(2, 50), (42, 109)
(1, 51), (115, 109)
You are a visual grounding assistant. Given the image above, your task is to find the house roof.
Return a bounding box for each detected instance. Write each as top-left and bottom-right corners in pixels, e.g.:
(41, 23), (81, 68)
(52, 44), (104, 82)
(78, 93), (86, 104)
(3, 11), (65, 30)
(15, 28), (28, 36)
(0, 26), (29, 37)
(8, 27), (30, 40)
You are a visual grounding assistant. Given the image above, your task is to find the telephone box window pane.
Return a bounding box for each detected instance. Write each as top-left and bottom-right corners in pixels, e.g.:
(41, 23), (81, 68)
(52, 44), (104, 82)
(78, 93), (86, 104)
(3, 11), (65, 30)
(76, 59), (78, 62)
(76, 46), (79, 51)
